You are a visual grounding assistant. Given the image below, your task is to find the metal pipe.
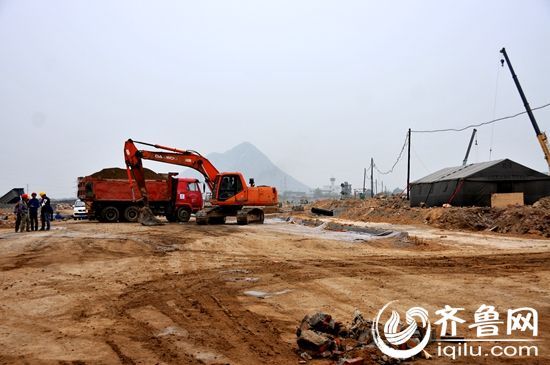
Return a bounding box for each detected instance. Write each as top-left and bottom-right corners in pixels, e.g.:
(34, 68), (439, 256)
(462, 128), (477, 166)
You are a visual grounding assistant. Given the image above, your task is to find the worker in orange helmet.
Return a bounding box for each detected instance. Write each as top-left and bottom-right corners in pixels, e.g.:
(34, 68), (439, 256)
(17, 194), (31, 232)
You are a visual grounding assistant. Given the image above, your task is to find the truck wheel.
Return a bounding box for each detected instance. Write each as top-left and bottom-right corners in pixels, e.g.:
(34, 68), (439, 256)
(176, 207), (191, 222)
(101, 206), (119, 223)
(124, 206), (140, 222)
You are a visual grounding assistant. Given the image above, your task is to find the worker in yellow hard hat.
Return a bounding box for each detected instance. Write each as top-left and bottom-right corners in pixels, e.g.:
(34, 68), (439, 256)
(39, 192), (53, 231)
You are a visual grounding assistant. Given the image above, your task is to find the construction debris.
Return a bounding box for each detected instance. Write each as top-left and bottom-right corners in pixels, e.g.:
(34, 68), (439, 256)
(310, 196), (550, 237)
(311, 207), (334, 216)
(296, 310), (424, 364)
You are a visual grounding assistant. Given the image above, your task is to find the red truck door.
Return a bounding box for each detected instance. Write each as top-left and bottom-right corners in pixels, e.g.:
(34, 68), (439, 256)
(176, 179), (203, 212)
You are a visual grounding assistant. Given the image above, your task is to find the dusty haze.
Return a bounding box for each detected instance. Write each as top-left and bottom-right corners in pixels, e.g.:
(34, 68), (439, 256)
(1, 1), (549, 197)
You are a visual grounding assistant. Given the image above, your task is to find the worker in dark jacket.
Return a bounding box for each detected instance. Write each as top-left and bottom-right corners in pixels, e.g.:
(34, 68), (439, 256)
(39, 192), (53, 231)
(28, 192), (40, 231)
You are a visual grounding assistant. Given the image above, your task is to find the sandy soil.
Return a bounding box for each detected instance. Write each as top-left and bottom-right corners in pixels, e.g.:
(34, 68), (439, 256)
(0, 217), (548, 364)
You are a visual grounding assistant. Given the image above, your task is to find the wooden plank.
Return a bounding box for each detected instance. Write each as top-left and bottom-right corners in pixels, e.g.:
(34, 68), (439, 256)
(491, 192), (524, 208)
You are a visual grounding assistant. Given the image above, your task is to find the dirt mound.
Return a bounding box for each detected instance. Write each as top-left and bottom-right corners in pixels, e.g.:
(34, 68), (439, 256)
(310, 196), (550, 237)
(533, 196), (550, 210)
(426, 204), (550, 237)
(310, 197), (424, 225)
(0, 208), (15, 229)
(90, 167), (164, 180)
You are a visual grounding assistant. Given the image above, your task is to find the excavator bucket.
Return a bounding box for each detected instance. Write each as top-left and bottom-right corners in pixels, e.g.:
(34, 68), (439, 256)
(139, 206), (163, 226)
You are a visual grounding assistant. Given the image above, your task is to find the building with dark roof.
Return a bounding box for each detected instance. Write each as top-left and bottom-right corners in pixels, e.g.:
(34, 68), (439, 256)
(0, 188), (25, 204)
(410, 159), (550, 207)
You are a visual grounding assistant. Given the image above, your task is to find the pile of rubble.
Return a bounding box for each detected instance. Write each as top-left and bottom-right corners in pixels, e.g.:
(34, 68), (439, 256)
(0, 209), (15, 229)
(425, 203), (550, 237)
(296, 311), (427, 364)
(309, 196), (550, 237)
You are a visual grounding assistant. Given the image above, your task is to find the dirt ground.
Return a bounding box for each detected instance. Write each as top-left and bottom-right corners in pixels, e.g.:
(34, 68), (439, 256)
(0, 215), (548, 364)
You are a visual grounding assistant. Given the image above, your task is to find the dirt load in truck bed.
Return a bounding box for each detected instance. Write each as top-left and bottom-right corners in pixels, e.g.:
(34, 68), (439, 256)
(89, 167), (165, 180)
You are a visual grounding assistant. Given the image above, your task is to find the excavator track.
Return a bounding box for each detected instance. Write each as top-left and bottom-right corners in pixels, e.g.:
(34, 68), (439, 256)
(236, 208), (265, 225)
(196, 207), (228, 225)
(195, 206), (265, 225)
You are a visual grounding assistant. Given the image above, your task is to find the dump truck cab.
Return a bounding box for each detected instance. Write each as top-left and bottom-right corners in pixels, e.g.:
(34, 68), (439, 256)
(170, 178), (203, 222)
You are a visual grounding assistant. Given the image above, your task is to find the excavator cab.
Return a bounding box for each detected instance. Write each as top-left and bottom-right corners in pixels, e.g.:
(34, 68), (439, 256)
(215, 174), (244, 201)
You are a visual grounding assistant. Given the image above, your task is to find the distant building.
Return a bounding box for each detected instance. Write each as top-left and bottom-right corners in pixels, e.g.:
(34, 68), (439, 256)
(410, 159), (550, 207)
(0, 188), (25, 204)
(340, 182), (352, 198)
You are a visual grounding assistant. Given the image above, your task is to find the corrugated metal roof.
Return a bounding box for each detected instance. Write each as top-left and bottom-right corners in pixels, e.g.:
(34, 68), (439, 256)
(412, 159), (506, 184)
(0, 188), (25, 204)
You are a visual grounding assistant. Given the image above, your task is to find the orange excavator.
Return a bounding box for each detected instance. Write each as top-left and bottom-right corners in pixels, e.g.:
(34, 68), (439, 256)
(124, 139), (278, 225)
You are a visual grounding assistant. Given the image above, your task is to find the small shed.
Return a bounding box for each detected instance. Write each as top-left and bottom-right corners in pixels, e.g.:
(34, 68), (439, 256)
(0, 188), (25, 204)
(410, 159), (550, 207)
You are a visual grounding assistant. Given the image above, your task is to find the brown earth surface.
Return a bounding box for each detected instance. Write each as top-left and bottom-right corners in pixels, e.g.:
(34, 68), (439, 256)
(89, 167), (164, 180)
(0, 216), (548, 364)
(308, 196), (550, 237)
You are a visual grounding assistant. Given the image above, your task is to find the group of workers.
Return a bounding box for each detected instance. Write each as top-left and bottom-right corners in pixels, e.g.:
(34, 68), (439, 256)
(13, 192), (53, 232)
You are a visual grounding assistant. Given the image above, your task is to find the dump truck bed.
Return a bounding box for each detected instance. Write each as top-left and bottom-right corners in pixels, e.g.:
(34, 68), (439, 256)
(78, 177), (172, 203)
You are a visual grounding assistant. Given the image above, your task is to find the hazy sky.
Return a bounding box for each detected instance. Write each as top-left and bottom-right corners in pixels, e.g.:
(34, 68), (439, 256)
(1, 0), (549, 198)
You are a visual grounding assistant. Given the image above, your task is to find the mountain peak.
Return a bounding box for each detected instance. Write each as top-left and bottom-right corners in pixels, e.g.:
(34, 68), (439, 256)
(208, 142), (309, 193)
(225, 141), (262, 154)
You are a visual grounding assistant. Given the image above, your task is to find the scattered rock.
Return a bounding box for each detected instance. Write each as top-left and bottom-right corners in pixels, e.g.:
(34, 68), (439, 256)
(297, 310), (427, 364)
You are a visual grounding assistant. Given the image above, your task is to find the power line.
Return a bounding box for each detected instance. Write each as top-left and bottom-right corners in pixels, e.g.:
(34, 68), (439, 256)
(411, 101), (550, 133)
(373, 132), (409, 175)
(411, 145), (430, 173)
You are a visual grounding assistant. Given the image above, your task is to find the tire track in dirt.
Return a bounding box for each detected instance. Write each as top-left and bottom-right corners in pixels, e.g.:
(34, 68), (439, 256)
(99, 267), (297, 364)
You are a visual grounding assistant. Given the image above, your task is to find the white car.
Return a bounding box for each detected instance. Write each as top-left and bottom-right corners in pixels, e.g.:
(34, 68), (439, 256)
(73, 199), (88, 220)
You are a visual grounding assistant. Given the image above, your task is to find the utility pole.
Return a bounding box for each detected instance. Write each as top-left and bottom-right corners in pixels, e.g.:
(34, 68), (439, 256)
(406, 128), (411, 200)
(370, 157), (374, 198)
(362, 168), (366, 194)
(500, 47), (550, 173)
(375, 179), (378, 195)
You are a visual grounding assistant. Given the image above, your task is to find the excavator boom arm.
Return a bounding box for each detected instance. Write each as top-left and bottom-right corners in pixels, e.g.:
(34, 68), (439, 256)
(124, 139), (220, 204)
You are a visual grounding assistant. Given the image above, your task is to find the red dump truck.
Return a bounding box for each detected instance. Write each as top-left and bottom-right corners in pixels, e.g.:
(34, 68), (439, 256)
(77, 168), (203, 223)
